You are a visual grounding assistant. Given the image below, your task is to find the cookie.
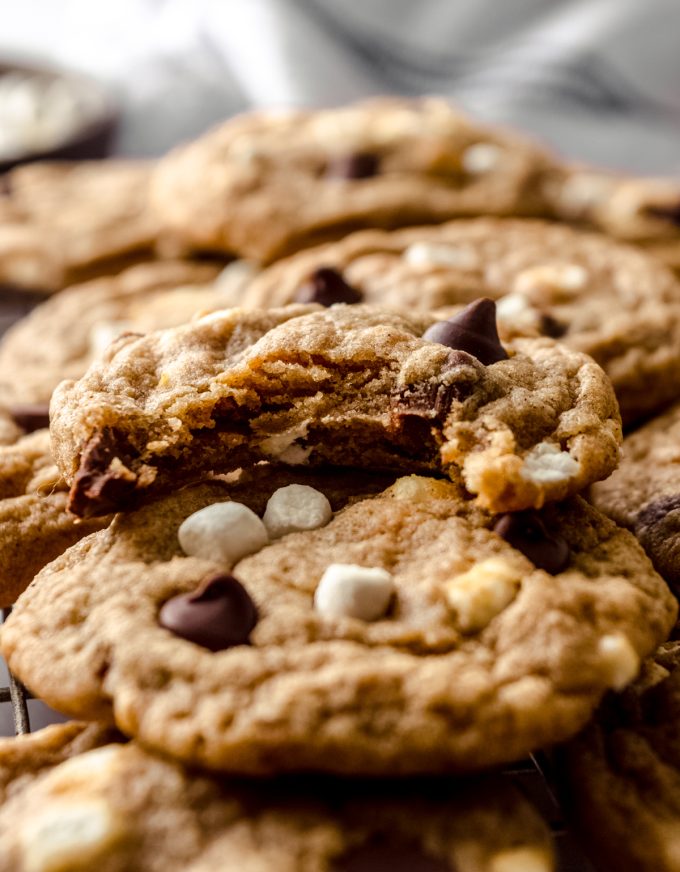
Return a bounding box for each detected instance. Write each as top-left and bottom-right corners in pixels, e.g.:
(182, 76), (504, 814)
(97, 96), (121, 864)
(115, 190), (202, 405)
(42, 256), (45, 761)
(0, 418), (109, 607)
(49, 301), (622, 519)
(556, 626), (680, 872)
(2, 469), (674, 775)
(0, 722), (118, 803)
(150, 97), (556, 263)
(547, 166), (680, 244)
(239, 218), (680, 424)
(591, 400), (680, 592)
(0, 259), (234, 406)
(0, 723), (555, 872)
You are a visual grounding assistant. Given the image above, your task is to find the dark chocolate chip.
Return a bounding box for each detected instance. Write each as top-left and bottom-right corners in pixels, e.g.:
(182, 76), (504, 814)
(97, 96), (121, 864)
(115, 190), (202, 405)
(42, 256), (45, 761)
(159, 573), (258, 651)
(333, 836), (450, 872)
(645, 203), (680, 227)
(391, 351), (482, 424)
(326, 151), (380, 179)
(493, 511), (570, 574)
(294, 267), (363, 307)
(635, 494), (680, 590)
(68, 429), (138, 518)
(9, 402), (50, 433)
(539, 313), (568, 339)
(423, 299), (508, 366)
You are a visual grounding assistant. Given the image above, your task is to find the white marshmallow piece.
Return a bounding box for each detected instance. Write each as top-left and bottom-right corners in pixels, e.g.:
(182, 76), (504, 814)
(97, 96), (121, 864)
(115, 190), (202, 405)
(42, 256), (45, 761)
(521, 443), (580, 485)
(315, 564), (395, 621)
(263, 484), (332, 539)
(178, 502), (268, 567)
(461, 142), (503, 174)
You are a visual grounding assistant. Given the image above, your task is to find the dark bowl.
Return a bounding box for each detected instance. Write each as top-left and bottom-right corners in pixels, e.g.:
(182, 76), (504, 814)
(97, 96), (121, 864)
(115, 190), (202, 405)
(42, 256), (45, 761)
(0, 59), (120, 175)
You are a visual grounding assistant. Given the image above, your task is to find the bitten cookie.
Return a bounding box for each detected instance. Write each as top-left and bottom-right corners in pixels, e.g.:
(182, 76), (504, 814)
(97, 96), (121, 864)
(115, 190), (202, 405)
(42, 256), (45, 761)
(49, 302), (622, 518)
(0, 259), (231, 405)
(0, 723), (555, 872)
(2, 470), (674, 775)
(591, 400), (680, 592)
(556, 625), (680, 872)
(239, 217), (680, 424)
(150, 97), (556, 262)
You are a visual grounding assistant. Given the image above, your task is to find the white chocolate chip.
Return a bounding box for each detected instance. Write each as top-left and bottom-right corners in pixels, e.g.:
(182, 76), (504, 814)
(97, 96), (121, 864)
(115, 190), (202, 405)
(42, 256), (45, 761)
(263, 484), (332, 539)
(495, 293), (541, 332)
(555, 172), (616, 219)
(178, 502), (269, 567)
(598, 633), (640, 690)
(43, 746), (124, 791)
(260, 423), (310, 464)
(521, 443), (580, 485)
(20, 800), (123, 872)
(404, 241), (479, 271)
(388, 475), (461, 503)
(89, 320), (136, 357)
(461, 142), (503, 174)
(490, 847), (553, 872)
(315, 564), (395, 621)
(512, 263), (588, 303)
(444, 557), (521, 633)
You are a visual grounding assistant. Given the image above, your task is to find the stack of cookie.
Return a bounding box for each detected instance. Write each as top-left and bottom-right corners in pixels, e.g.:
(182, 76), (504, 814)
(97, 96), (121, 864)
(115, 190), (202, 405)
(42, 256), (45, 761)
(1, 97), (680, 871)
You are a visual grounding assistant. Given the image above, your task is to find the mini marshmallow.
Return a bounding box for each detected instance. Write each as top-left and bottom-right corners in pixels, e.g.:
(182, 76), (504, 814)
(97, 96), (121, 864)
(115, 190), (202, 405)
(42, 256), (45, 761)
(263, 484), (332, 539)
(461, 142), (503, 174)
(314, 564), (394, 621)
(178, 502), (268, 567)
(404, 241), (479, 271)
(521, 443), (580, 485)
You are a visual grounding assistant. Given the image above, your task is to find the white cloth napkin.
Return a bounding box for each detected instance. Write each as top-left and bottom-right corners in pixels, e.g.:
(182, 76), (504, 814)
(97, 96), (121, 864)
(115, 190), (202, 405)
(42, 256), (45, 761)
(2, 0), (680, 170)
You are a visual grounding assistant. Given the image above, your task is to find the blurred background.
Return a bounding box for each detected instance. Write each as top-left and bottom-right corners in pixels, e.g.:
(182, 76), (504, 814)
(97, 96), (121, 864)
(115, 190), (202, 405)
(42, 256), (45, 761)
(2, 0), (680, 171)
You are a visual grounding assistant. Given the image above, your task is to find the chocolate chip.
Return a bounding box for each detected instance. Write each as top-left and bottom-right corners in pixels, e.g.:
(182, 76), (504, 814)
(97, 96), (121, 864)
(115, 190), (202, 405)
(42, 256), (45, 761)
(294, 267), (363, 307)
(635, 494), (680, 590)
(333, 836), (450, 872)
(493, 511), (570, 574)
(423, 299), (508, 366)
(645, 203), (680, 227)
(68, 429), (138, 518)
(392, 351), (482, 424)
(539, 313), (568, 338)
(159, 573), (258, 651)
(9, 402), (50, 433)
(326, 152), (380, 179)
